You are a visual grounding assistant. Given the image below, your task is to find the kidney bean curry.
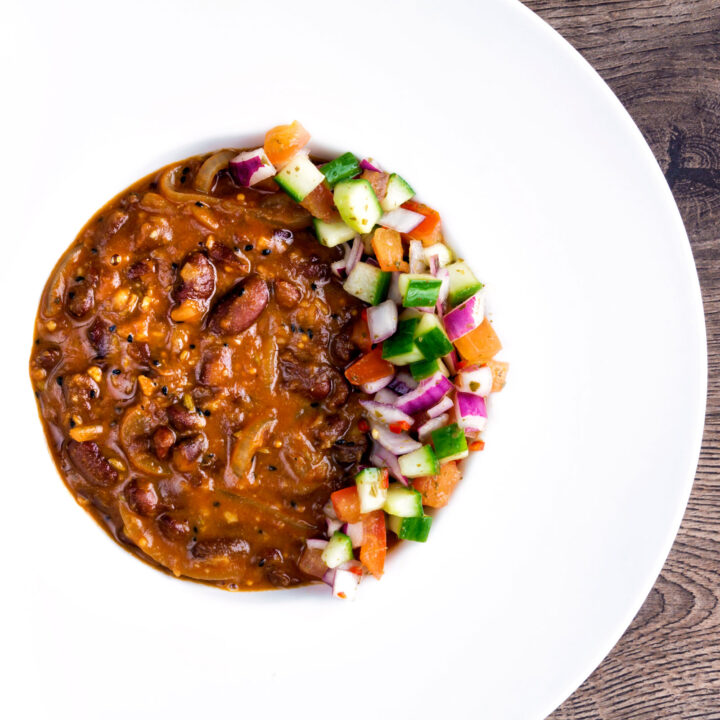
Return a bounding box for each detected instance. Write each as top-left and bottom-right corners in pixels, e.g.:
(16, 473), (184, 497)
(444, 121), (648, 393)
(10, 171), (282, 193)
(30, 122), (507, 598)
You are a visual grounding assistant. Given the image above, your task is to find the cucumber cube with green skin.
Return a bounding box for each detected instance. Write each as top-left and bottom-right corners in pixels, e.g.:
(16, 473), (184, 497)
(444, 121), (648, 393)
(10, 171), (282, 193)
(382, 316), (425, 365)
(334, 179), (383, 234)
(398, 445), (439, 479)
(398, 274), (443, 307)
(313, 218), (356, 248)
(320, 152), (361, 187)
(414, 314), (454, 360)
(275, 152), (325, 202)
(430, 422), (469, 463)
(410, 357), (449, 381)
(387, 514), (433, 542)
(446, 261), (484, 307)
(355, 467), (388, 513)
(343, 262), (391, 305)
(380, 173), (415, 212)
(321, 532), (354, 568)
(383, 485), (424, 517)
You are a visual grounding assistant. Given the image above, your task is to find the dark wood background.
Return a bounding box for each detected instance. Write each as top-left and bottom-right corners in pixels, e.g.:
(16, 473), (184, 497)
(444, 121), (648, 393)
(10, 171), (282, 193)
(522, 1), (720, 717)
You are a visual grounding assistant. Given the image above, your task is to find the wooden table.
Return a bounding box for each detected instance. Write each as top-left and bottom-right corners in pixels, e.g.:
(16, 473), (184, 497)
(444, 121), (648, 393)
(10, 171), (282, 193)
(523, 2), (720, 717)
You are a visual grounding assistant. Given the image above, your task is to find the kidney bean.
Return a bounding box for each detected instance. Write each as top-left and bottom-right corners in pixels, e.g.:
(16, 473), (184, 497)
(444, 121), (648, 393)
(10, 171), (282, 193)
(157, 513), (191, 541)
(274, 280), (301, 309)
(125, 477), (159, 516)
(34, 346), (62, 371)
(152, 425), (176, 460)
(87, 317), (112, 358)
(67, 440), (119, 487)
(167, 404), (206, 432)
(208, 275), (269, 335)
(191, 537), (249, 559)
(66, 282), (95, 318)
(173, 433), (208, 472)
(198, 345), (233, 387)
(207, 242), (251, 274)
(175, 252), (216, 303)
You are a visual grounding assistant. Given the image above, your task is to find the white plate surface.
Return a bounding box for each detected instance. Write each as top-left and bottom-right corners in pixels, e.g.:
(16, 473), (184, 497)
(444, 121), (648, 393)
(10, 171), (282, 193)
(0, 1), (706, 719)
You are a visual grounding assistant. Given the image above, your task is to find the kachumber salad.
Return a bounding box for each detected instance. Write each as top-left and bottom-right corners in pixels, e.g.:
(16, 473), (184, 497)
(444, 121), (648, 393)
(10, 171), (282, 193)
(30, 121), (507, 599)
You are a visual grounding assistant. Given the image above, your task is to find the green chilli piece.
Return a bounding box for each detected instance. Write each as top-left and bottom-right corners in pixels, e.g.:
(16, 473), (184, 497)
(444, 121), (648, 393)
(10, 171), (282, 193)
(320, 152), (361, 187)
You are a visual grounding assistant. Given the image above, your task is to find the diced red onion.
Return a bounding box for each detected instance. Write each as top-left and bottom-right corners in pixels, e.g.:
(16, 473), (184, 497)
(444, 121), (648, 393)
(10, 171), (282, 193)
(366, 300), (398, 343)
(326, 518), (343, 537)
(331, 259), (347, 278)
(443, 290), (486, 342)
(360, 159), (381, 172)
(409, 239), (426, 274)
(322, 568), (336, 586)
(443, 349), (458, 375)
(388, 272), (403, 304)
(388, 371), (417, 395)
(418, 413), (449, 441)
(369, 441), (409, 486)
(436, 268), (450, 316)
(395, 372), (453, 415)
(374, 388), (399, 404)
(229, 148), (276, 187)
(361, 374), (394, 394)
(360, 399), (414, 426)
(345, 236), (363, 275)
(323, 500), (337, 520)
(427, 395), (454, 418)
(333, 561), (363, 599)
(370, 420), (422, 455)
(454, 391), (488, 433)
(306, 538), (329, 550)
(379, 208), (425, 234)
(429, 254), (440, 276)
(455, 365), (493, 396)
(343, 522), (364, 548)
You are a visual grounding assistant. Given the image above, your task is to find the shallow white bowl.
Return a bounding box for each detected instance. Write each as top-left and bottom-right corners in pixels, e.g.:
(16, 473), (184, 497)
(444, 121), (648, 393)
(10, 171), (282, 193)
(1, 1), (706, 719)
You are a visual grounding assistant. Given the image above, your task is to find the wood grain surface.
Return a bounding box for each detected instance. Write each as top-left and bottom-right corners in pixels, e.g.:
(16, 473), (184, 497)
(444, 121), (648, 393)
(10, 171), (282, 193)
(522, 1), (720, 717)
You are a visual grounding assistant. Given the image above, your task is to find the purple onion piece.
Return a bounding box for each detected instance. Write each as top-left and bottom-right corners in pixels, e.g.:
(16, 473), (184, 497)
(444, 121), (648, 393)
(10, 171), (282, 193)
(443, 290), (486, 343)
(388, 371), (418, 396)
(361, 374), (394, 395)
(395, 372), (453, 415)
(369, 441), (409, 486)
(360, 158), (381, 172)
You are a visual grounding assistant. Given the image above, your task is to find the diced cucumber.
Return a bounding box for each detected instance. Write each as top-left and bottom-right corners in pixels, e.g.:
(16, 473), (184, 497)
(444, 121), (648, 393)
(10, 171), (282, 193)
(430, 422), (469, 463)
(446, 261), (484, 307)
(414, 313), (453, 360)
(275, 152), (325, 202)
(424, 243), (454, 268)
(380, 173), (415, 212)
(398, 273), (443, 307)
(383, 485), (424, 517)
(398, 445), (439, 478)
(355, 467), (388, 513)
(322, 532), (354, 568)
(313, 218), (356, 248)
(387, 514), (433, 542)
(334, 179), (383, 234)
(320, 152), (360, 187)
(343, 262), (391, 305)
(382, 316), (425, 365)
(410, 357), (449, 381)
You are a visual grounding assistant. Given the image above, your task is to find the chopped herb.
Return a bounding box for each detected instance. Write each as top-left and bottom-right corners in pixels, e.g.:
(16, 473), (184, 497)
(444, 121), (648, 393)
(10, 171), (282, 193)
(161, 386), (168, 395)
(112, 369), (121, 375)
(261, 248), (271, 256)
(56, 376), (63, 386)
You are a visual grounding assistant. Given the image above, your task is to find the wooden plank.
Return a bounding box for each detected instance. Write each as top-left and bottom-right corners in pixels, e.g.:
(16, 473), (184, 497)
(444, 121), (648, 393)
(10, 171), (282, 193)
(523, 2), (720, 718)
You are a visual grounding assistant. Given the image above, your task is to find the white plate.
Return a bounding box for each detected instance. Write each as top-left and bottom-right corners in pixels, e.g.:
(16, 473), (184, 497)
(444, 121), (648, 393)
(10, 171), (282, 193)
(1, 1), (706, 718)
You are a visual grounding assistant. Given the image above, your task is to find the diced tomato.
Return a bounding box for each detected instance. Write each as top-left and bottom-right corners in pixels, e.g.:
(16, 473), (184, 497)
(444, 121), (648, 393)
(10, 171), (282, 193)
(389, 421), (411, 434)
(486, 360), (509, 392)
(358, 418), (369, 433)
(344, 346), (394, 385)
(371, 227), (409, 272)
(331, 486), (361, 523)
(412, 461), (462, 509)
(360, 510), (386, 578)
(300, 182), (340, 222)
(403, 200), (443, 247)
(361, 169), (389, 201)
(453, 319), (502, 363)
(264, 121), (311, 167)
(350, 316), (372, 353)
(468, 439), (485, 452)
